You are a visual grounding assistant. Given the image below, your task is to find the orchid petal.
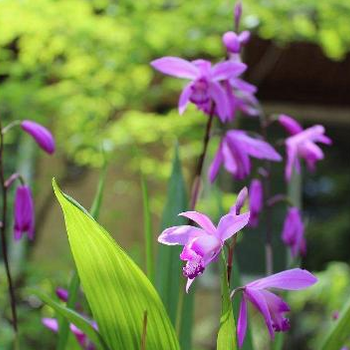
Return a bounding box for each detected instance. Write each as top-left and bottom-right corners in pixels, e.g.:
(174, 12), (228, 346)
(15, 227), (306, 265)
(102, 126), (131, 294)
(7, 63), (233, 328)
(151, 57), (199, 79)
(42, 318), (59, 332)
(179, 211), (216, 234)
(245, 288), (274, 338)
(217, 212), (250, 241)
(158, 225), (205, 245)
(229, 131), (282, 161)
(186, 278), (195, 293)
(209, 81), (229, 122)
(189, 235), (222, 264)
(208, 141), (224, 183)
(278, 115), (303, 135)
(237, 296), (248, 348)
(211, 61), (246, 81)
(178, 82), (193, 115)
(247, 268), (317, 290)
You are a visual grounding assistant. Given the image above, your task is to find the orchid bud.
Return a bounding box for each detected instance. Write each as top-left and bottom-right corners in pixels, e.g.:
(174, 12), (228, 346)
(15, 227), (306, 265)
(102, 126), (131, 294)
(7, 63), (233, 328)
(235, 187), (248, 215)
(223, 31), (241, 53)
(14, 185), (35, 240)
(281, 207), (306, 257)
(21, 120), (55, 154)
(56, 288), (69, 302)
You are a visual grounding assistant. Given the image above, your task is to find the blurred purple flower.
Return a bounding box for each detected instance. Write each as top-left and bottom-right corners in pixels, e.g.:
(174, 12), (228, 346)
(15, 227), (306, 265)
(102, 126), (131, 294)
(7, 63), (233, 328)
(42, 318), (96, 350)
(237, 268), (317, 347)
(278, 115), (332, 180)
(209, 130), (282, 182)
(150, 56), (246, 121)
(14, 185), (34, 241)
(248, 179), (263, 228)
(56, 287), (69, 302)
(281, 207), (306, 258)
(21, 120), (55, 154)
(158, 205), (250, 292)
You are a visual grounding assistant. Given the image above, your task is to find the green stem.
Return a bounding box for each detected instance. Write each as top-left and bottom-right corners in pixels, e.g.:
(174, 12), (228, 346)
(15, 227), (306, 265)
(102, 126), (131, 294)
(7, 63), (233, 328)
(0, 119), (18, 334)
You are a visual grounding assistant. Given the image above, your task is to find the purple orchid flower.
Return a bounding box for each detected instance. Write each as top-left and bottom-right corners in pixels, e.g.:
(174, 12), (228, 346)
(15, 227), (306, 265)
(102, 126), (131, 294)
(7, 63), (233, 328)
(42, 318), (96, 350)
(150, 56), (246, 121)
(278, 115), (332, 180)
(21, 120), (55, 154)
(237, 268), (317, 347)
(233, 187), (248, 215)
(158, 204), (250, 292)
(13, 185), (35, 240)
(248, 179), (263, 228)
(209, 130), (282, 182)
(281, 207), (306, 258)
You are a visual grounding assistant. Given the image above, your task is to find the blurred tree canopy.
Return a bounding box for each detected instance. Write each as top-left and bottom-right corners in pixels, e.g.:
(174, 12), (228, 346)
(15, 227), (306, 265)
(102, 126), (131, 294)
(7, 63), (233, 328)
(0, 0), (349, 175)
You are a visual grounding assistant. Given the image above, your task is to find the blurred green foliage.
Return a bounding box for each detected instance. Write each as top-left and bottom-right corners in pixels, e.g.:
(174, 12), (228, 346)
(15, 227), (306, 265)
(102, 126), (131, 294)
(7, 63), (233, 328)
(1, 0), (350, 175)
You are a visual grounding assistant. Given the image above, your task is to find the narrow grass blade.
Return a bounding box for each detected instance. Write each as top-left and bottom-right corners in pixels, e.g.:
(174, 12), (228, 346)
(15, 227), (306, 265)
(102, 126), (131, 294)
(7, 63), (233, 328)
(217, 252), (237, 350)
(29, 289), (110, 350)
(141, 173), (155, 283)
(321, 297), (350, 350)
(53, 179), (180, 350)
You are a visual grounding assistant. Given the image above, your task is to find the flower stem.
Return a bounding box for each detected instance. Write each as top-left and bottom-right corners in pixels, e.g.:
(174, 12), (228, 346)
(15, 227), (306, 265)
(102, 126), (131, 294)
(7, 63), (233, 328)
(258, 107), (274, 276)
(189, 104), (215, 210)
(0, 119), (18, 333)
(227, 235), (237, 285)
(140, 311), (148, 350)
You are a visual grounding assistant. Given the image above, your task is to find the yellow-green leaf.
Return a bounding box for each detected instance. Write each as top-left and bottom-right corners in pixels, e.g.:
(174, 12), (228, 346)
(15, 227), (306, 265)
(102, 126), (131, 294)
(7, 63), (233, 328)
(53, 179), (180, 350)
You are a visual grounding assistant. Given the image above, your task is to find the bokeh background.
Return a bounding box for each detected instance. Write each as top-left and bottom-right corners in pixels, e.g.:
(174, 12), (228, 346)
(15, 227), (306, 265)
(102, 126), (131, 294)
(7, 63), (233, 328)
(0, 0), (349, 349)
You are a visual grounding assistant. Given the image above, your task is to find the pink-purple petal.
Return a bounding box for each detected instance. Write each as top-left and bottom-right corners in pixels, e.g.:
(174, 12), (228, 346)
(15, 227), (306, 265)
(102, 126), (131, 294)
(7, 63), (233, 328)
(179, 211), (216, 234)
(158, 225), (204, 245)
(209, 81), (229, 122)
(237, 296), (248, 348)
(217, 212), (250, 241)
(247, 268), (317, 290)
(278, 114), (303, 135)
(208, 141), (224, 183)
(211, 60), (246, 81)
(150, 57), (199, 79)
(178, 82), (193, 115)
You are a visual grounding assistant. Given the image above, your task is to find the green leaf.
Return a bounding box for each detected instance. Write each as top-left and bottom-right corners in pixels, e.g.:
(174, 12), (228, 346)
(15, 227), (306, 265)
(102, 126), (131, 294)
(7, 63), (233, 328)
(28, 289), (110, 350)
(53, 179), (180, 350)
(57, 164), (108, 350)
(321, 296), (350, 350)
(141, 173), (155, 283)
(217, 252), (237, 350)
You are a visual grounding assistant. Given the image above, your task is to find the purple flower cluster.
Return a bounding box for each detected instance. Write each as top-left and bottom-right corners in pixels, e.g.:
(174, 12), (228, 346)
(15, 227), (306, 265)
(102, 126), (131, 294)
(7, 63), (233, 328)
(151, 1), (330, 347)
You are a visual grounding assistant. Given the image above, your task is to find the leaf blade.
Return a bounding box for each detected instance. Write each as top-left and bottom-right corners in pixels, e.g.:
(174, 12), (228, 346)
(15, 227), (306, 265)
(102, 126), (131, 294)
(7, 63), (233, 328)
(53, 179), (180, 350)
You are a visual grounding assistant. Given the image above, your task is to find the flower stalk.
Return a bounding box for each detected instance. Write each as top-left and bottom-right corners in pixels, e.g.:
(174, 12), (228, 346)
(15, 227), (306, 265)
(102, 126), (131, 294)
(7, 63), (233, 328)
(0, 119), (18, 333)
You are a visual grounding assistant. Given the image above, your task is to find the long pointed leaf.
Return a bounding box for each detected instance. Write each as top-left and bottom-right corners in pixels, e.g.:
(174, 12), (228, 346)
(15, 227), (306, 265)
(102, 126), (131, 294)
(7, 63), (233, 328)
(57, 164), (108, 350)
(53, 179), (180, 350)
